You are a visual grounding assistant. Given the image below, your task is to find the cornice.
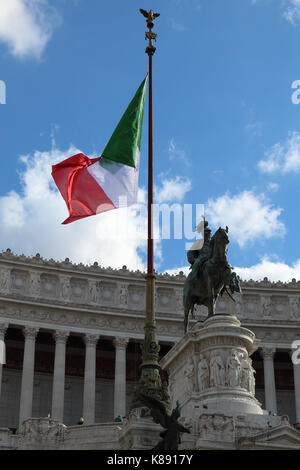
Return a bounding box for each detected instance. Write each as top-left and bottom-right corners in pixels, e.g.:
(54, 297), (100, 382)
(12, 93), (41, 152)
(0, 296), (184, 323)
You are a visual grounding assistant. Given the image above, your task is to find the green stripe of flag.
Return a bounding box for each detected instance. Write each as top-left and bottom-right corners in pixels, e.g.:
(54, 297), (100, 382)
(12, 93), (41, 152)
(101, 76), (148, 168)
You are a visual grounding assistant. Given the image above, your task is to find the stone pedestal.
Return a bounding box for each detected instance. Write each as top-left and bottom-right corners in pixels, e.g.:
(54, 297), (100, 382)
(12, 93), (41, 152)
(159, 314), (298, 449)
(161, 315), (263, 417)
(118, 407), (163, 450)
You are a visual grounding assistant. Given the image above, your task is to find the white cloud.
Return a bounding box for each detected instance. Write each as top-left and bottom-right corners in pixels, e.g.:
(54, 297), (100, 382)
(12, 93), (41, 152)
(0, 146), (148, 270)
(205, 190), (285, 247)
(168, 138), (191, 167)
(168, 17), (187, 32)
(267, 182), (279, 191)
(164, 265), (190, 276)
(155, 176), (192, 203)
(0, 145), (194, 271)
(258, 143), (283, 174)
(258, 131), (300, 174)
(165, 256), (300, 282)
(235, 256), (300, 282)
(252, 0), (300, 25)
(283, 0), (300, 24)
(0, 0), (60, 59)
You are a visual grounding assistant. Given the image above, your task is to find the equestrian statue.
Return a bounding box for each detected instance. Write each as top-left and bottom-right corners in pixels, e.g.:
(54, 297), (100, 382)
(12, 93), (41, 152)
(183, 220), (241, 333)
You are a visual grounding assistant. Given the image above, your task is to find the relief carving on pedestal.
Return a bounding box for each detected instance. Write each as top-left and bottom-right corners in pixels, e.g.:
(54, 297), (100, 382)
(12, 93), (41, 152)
(185, 348), (257, 395)
(210, 351), (225, 387)
(197, 354), (209, 391)
(184, 358), (195, 394)
(239, 352), (256, 394)
(226, 349), (241, 387)
(198, 413), (234, 442)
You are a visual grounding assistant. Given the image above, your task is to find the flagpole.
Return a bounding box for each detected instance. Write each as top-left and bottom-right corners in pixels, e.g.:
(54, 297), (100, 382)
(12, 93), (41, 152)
(132, 9), (170, 410)
(146, 16), (155, 330)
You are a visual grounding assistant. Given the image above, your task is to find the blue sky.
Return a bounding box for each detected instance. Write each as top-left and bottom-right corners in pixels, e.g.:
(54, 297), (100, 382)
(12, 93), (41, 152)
(1, 0), (300, 280)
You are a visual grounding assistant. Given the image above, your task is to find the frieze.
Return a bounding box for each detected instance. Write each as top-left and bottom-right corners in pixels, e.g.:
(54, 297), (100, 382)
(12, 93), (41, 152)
(175, 348), (256, 395)
(0, 300), (297, 347)
(2, 248), (300, 288)
(1, 252), (300, 322)
(0, 303), (184, 340)
(1, 250), (300, 348)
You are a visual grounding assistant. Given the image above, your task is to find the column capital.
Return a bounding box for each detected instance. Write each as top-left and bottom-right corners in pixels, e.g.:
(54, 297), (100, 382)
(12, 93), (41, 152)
(53, 330), (69, 344)
(83, 333), (99, 346)
(260, 346), (276, 360)
(0, 323), (8, 338)
(290, 342), (300, 362)
(113, 337), (129, 349)
(23, 326), (39, 340)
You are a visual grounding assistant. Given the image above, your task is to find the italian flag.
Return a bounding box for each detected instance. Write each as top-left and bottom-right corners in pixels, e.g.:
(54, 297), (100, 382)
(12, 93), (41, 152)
(52, 76), (147, 224)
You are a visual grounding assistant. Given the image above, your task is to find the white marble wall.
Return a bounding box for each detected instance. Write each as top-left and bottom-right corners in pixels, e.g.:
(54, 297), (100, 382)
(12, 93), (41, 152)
(1, 250), (300, 431)
(1, 249), (300, 324)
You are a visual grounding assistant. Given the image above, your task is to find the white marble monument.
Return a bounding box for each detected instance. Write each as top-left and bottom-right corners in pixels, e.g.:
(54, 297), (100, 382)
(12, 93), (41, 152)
(159, 314), (300, 450)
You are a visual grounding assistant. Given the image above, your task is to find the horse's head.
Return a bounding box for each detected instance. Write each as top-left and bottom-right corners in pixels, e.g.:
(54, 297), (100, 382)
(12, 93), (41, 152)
(212, 226), (230, 245)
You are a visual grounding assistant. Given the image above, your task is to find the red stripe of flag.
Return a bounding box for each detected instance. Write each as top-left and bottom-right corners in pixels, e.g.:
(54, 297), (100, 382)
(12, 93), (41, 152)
(51, 153), (115, 224)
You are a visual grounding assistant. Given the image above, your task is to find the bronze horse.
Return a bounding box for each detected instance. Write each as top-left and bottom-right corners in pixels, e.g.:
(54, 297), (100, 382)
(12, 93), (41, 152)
(183, 226), (241, 333)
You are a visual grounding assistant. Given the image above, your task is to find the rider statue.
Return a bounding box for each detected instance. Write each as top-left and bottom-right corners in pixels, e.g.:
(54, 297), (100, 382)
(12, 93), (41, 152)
(187, 219), (213, 282)
(183, 219), (242, 332)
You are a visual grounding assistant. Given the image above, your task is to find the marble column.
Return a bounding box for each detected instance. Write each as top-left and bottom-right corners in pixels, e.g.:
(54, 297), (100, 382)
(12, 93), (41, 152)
(261, 347), (277, 414)
(51, 330), (69, 422)
(0, 323), (8, 401)
(19, 326), (39, 428)
(82, 333), (99, 424)
(291, 348), (300, 423)
(113, 337), (129, 419)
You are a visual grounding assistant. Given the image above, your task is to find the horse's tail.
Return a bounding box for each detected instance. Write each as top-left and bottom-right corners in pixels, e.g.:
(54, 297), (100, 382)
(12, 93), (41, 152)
(184, 305), (189, 334)
(191, 303), (195, 318)
(184, 300), (194, 334)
